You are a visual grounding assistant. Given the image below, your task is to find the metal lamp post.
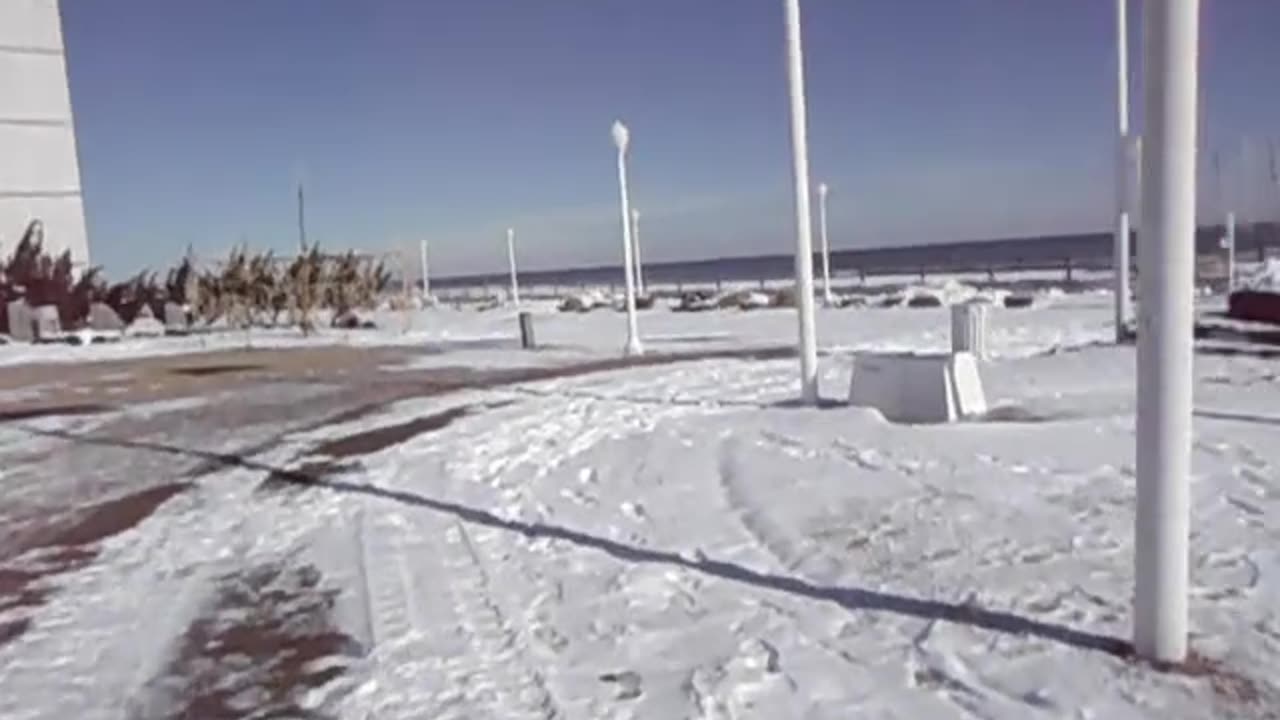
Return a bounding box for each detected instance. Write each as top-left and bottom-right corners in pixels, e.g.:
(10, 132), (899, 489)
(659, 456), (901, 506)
(784, 0), (820, 404)
(612, 120), (643, 356)
(506, 227), (521, 307)
(818, 182), (834, 306)
(1214, 152), (1236, 295)
(1224, 211), (1236, 293)
(419, 239), (431, 299)
(1133, 0), (1199, 665)
(631, 208), (646, 297)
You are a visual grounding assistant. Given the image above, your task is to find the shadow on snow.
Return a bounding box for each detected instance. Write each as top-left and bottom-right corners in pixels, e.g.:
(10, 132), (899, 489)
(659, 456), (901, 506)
(25, 425), (1133, 661)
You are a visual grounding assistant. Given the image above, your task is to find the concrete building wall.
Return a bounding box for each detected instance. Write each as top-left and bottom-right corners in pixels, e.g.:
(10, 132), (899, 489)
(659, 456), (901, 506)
(0, 0), (89, 266)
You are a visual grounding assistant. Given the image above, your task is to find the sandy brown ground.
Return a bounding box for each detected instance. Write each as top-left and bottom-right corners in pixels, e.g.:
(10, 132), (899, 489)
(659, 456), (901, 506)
(0, 345), (418, 418)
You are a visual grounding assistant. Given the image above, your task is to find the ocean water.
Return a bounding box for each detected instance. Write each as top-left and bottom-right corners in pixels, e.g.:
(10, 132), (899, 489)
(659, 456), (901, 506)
(430, 224), (1277, 292)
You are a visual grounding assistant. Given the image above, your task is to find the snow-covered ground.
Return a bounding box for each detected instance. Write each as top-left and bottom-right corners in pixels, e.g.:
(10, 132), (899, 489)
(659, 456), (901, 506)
(0, 289), (1277, 718)
(0, 285), (1114, 370)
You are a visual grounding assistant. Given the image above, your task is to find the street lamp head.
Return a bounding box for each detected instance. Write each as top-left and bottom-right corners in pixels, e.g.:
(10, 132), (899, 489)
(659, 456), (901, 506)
(818, 182), (829, 197)
(631, 208), (640, 221)
(612, 120), (630, 152)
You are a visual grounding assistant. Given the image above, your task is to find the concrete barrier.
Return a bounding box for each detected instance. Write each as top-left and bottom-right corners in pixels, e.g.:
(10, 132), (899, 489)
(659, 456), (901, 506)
(848, 351), (987, 424)
(951, 302), (990, 359)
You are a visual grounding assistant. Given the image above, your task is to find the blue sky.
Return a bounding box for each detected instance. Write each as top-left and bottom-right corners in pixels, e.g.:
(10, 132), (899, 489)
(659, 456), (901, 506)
(61, 0), (1280, 278)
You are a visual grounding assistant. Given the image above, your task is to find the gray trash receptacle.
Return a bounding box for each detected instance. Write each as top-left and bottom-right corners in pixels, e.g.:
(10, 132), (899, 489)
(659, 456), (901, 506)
(518, 311), (536, 350)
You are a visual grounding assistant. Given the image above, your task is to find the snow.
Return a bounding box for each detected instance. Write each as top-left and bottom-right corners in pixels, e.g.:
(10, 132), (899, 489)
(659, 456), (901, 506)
(0, 289), (1277, 717)
(1241, 259), (1280, 292)
(0, 281), (1103, 369)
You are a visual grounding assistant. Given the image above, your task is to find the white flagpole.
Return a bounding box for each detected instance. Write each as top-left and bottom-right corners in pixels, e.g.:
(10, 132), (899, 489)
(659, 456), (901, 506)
(1133, 0), (1199, 664)
(784, 0), (819, 404)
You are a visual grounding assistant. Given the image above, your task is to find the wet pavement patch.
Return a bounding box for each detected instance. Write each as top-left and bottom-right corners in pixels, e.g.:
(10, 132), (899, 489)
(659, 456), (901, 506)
(167, 364), (266, 378)
(1122, 647), (1272, 714)
(257, 460), (363, 495)
(133, 562), (360, 720)
(304, 400), (394, 431)
(311, 405), (474, 459)
(0, 403), (115, 423)
(49, 484), (189, 548)
(0, 484), (189, 646)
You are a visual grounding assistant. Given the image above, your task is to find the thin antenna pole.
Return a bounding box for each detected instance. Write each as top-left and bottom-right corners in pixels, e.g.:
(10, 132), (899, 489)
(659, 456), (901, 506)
(419, 239), (430, 298)
(1213, 150), (1223, 215)
(297, 184), (308, 253)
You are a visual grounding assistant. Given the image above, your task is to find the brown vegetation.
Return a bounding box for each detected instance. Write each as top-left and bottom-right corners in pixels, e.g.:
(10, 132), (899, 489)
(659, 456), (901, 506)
(1, 219), (393, 336)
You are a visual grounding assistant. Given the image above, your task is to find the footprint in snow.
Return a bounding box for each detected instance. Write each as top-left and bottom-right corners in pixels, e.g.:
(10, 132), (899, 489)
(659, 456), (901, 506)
(599, 671), (643, 701)
(559, 487), (597, 507)
(620, 501), (647, 522)
(737, 638), (781, 673)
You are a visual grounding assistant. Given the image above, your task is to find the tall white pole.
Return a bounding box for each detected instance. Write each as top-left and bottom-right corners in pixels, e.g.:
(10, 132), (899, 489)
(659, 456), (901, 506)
(631, 207), (646, 296)
(1114, 0), (1132, 343)
(506, 227), (521, 307)
(1225, 211), (1236, 293)
(784, 0), (820, 405)
(613, 121), (643, 356)
(419, 238), (431, 298)
(1134, 0), (1199, 665)
(818, 182), (833, 306)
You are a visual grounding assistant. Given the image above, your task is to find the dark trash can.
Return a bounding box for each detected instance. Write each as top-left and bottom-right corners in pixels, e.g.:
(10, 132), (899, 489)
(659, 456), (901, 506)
(518, 311), (536, 349)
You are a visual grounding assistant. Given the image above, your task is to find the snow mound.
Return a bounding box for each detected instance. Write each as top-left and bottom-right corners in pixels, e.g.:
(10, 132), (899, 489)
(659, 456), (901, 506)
(900, 279), (1004, 307)
(559, 291), (609, 313)
(737, 291), (772, 310)
(1242, 259), (1280, 292)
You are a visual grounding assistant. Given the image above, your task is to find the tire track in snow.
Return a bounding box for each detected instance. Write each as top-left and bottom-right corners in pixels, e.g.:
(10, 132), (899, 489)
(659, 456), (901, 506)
(703, 435), (893, 707)
(345, 491), (560, 719)
(338, 359), (801, 717)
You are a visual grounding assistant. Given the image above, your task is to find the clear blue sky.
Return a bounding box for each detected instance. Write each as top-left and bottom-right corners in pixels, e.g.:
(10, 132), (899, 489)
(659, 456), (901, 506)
(61, 0), (1280, 278)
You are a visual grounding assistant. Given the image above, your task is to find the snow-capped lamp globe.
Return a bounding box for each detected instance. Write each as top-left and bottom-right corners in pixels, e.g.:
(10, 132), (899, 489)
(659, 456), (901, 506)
(612, 120), (630, 155)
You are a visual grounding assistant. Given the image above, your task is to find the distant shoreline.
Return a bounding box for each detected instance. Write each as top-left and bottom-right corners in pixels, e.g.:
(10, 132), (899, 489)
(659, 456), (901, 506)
(429, 222), (1278, 290)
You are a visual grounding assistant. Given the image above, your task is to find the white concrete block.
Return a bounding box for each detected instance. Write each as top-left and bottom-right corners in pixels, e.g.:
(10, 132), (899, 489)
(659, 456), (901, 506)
(6, 300), (33, 342)
(949, 352), (988, 418)
(848, 351), (987, 424)
(31, 303), (61, 340)
(951, 302), (990, 359)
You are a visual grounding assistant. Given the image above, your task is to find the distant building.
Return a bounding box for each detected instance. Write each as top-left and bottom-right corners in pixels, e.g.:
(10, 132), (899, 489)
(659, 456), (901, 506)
(0, 0), (89, 267)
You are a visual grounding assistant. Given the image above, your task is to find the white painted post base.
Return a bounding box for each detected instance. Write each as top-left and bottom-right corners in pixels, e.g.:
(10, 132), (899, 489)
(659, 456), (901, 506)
(848, 352), (987, 424)
(951, 302), (990, 360)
